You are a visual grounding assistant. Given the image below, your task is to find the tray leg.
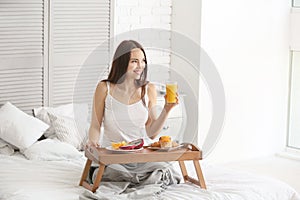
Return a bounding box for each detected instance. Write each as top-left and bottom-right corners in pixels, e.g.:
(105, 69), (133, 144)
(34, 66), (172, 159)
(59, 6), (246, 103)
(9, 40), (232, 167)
(91, 164), (105, 193)
(79, 159), (92, 186)
(178, 161), (188, 182)
(193, 160), (207, 189)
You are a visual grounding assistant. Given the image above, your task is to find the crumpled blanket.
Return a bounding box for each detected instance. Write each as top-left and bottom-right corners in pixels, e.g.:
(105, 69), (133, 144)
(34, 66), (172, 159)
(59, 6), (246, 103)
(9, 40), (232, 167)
(0, 139), (14, 156)
(79, 162), (181, 200)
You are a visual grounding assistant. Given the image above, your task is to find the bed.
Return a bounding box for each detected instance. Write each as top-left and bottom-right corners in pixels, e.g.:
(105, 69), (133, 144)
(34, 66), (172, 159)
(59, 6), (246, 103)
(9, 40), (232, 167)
(0, 153), (299, 200)
(0, 102), (299, 200)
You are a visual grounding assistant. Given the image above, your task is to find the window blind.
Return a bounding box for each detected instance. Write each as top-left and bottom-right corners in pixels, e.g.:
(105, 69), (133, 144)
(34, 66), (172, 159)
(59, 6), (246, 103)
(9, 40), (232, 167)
(50, 0), (111, 107)
(0, 0), (45, 114)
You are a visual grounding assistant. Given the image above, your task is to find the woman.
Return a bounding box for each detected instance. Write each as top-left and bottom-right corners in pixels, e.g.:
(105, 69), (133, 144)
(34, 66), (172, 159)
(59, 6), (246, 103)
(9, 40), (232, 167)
(87, 40), (180, 189)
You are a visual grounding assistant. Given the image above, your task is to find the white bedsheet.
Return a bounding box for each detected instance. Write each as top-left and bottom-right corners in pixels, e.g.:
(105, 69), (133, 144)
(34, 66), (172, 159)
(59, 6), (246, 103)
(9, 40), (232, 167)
(0, 153), (86, 200)
(0, 153), (299, 200)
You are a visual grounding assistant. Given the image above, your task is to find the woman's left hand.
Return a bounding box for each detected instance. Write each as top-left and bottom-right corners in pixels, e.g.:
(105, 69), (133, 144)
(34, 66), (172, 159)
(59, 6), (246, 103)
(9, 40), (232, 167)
(164, 93), (179, 113)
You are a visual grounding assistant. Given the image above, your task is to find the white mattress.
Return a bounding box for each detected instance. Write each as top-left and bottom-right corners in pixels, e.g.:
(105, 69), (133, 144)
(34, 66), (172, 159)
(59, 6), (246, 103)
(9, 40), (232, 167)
(0, 153), (299, 200)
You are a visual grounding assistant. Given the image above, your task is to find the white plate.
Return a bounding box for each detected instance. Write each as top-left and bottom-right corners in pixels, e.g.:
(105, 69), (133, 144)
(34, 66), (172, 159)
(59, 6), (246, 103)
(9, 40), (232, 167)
(105, 146), (143, 153)
(146, 144), (184, 151)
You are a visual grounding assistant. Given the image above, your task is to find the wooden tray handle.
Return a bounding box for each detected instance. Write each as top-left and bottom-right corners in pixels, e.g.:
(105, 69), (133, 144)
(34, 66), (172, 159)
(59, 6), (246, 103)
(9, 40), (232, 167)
(182, 143), (201, 152)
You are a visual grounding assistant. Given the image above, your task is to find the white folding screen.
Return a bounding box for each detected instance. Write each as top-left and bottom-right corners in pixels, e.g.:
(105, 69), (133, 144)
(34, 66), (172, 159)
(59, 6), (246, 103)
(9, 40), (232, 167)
(0, 0), (111, 113)
(49, 0), (111, 107)
(0, 0), (45, 114)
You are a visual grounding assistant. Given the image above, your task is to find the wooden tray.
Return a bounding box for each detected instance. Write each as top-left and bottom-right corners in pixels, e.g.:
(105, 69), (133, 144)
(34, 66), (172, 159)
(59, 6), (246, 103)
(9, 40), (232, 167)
(79, 143), (206, 192)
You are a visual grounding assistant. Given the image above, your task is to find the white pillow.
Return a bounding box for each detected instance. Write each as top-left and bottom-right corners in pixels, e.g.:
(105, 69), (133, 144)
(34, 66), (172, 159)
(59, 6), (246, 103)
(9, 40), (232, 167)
(47, 112), (88, 150)
(0, 102), (49, 150)
(22, 138), (82, 161)
(33, 103), (89, 138)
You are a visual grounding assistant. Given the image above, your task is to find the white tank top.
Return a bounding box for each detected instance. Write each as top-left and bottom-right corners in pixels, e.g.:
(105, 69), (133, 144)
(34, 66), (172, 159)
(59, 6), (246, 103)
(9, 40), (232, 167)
(101, 82), (149, 147)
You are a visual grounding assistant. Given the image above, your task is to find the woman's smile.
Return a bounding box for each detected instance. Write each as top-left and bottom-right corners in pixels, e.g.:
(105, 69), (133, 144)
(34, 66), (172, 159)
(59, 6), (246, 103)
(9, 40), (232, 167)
(133, 69), (143, 75)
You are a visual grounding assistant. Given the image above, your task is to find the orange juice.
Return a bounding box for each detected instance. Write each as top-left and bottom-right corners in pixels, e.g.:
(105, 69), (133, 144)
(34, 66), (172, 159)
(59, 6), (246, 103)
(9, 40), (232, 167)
(166, 82), (177, 103)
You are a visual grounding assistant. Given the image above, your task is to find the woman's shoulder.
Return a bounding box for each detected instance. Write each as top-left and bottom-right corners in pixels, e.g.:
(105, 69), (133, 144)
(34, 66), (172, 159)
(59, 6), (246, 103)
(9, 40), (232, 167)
(146, 82), (157, 99)
(147, 82), (156, 92)
(95, 81), (108, 96)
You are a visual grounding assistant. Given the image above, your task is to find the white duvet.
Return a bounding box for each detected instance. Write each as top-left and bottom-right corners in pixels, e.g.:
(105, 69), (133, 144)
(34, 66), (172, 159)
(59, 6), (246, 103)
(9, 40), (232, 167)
(0, 153), (299, 200)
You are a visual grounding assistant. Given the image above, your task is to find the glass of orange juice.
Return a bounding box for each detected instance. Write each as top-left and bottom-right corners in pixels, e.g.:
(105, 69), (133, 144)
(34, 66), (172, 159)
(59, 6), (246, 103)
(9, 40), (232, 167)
(166, 81), (178, 103)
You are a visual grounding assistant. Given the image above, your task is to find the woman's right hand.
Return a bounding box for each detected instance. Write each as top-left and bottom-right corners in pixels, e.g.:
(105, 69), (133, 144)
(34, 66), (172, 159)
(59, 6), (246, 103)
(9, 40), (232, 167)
(85, 140), (100, 148)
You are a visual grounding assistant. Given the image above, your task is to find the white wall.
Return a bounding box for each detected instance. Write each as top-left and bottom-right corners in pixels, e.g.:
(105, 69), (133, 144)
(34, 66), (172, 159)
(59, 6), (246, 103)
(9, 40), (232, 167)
(171, 0), (201, 143)
(114, 0), (171, 34)
(113, 0), (172, 82)
(291, 8), (300, 50)
(201, 0), (291, 163)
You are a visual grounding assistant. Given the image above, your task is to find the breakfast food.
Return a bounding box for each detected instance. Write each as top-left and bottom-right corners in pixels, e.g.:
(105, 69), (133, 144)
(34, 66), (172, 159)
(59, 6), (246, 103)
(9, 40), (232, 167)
(111, 138), (144, 150)
(150, 141), (160, 147)
(159, 136), (172, 148)
(119, 138), (144, 150)
(111, 141), (127, 150)
(150, 136), (179, 148)
(172, 140), (179, 147)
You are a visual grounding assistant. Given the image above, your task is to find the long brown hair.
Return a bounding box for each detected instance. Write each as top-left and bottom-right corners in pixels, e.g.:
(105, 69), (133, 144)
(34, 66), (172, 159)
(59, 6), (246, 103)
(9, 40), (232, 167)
(103, 40), (149, 104)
